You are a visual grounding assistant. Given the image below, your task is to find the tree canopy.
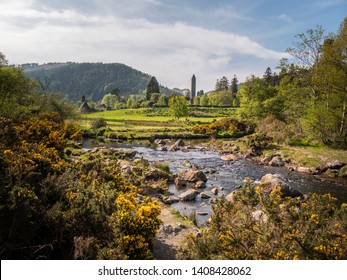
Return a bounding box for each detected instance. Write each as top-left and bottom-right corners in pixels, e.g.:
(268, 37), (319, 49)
(146, 76), (160, 100)
(169, 95), (189, 120)
(237, 17), (347, 147)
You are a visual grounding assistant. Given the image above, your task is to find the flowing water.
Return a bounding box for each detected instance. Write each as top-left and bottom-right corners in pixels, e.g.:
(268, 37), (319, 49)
(84, 139), (347, 226)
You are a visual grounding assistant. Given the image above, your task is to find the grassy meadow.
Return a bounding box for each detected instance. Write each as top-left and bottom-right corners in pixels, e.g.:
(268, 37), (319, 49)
(79, 107), (237, 139)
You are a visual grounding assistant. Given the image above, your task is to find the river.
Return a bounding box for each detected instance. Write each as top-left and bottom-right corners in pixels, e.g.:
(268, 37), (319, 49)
(84, 139), (347, 226)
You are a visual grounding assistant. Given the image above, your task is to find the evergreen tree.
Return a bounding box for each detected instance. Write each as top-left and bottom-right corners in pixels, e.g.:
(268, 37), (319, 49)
(197, 90), (204, 96)
(215, 77), (230, 91)
(146, 76), (160, 100)
(263, 67), (273, 85)
(231, 74), (238, 95)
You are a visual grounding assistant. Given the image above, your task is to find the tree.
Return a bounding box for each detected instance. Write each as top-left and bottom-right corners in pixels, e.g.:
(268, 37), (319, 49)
(0, 52), (8, 66)
(231, 75), (238, 95)
(215, 76), (229, 91)
(0, 66), (38, 118)
(169, 95), (189, 120)
(200, 95), (208, 106)
(149, 92), (161, 104)
(286, 25), (325, 69)
(126, 97), (135, 109)
(197, 90), (204, 96)
(156, 94), (168, 107)
(308, 17), (347, 145)
(193, 96), (200, 106)
(238, 75), (283, 120)
(101, 93), (118, 109)
(232, 97), (240, 107)
(263, 67), (273, 85)
(208, 91), (233, 107)
(111, 88), (120, 96)
(146, 76), (160, 100)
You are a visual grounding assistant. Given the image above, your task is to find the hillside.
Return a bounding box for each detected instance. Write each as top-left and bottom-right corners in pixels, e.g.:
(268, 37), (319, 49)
(23, 62), (153, 101)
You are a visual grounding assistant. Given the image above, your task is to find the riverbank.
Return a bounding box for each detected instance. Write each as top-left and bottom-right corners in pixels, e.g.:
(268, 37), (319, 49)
(77, 138), (347, 259)
(153, 202), (199, 260)
(207, 138), (347, 179)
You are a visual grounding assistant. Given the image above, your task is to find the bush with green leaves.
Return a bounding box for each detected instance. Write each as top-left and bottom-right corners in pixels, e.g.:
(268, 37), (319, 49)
(180, 182), (347, 260)
(0, 115), (161, 259)
(191, 117), (247, 138)
(91, 117), (107, 130)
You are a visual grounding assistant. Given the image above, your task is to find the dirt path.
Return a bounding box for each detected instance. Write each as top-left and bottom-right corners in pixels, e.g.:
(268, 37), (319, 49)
(153, 202), (199, 260)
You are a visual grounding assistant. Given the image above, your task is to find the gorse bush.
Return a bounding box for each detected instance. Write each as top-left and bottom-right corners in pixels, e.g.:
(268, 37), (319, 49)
(0, 114), (161, 259)
(180, 182), (347, 260)
(110, 193), (161, 259)
(191, 117), (248, 138)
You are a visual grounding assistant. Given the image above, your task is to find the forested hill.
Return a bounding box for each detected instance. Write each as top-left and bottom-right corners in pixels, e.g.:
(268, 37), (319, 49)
(23, 62), (153, 101)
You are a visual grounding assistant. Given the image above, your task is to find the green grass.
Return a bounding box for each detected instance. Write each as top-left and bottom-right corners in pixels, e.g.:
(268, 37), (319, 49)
(78, 107), (237, 139)
(81, 107), (228, 123)
(279, 145), (347, 168)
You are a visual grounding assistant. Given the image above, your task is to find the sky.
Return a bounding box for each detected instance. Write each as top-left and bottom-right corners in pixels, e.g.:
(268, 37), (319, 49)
(0, 0), (346, 91)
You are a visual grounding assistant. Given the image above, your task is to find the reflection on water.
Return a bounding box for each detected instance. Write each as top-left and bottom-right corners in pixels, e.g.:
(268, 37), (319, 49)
(83, 139), (347, 226)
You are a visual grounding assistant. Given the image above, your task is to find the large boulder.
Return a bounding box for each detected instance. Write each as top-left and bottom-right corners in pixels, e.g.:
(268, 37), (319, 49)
(178, 188), (198, 201)
(269, 156), (285, 167)
(174, 177), (187, 189)
(178, 169), (207, 182)
(158, 195), (180, 205)
(296, 167), (313, 174)
(260, 173), (302, 198)
(194, 180), (206, 189)
(169, 139), (185, 151)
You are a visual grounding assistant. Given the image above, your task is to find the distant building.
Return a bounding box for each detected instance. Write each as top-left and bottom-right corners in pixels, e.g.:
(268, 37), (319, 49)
(79, 95), (94, 113)
(191, 74), (196, 105)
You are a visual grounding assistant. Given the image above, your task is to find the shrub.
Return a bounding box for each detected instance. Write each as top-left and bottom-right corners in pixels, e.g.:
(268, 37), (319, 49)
(191, 117), (247, 138)
(180, 183), (347, 260)
(246, 132), (273, 152)
(110, 193), (161, 259)
(256, 116), (306, 144)
(91, 118), (107, 130)
(0, 115), (161, 260)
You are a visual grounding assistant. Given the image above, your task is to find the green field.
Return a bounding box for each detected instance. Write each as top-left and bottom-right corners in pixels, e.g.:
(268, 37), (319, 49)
(79, 107), (236, 139)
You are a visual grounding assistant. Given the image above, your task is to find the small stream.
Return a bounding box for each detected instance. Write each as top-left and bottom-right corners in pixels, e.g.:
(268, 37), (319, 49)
(84, 139), (347, 226)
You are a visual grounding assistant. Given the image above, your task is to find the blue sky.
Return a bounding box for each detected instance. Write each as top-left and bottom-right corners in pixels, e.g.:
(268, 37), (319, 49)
(0, 0), (346, 91)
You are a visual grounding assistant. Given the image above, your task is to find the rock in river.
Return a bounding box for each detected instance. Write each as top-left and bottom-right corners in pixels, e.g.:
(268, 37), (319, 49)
(169, 139), (185, 151)
(269, 156), (285, 167)
(221, 154), (237, 161)
(260, 173), (302, 198)
(178, 188), (198, 201)
(178, 169), (207, 182)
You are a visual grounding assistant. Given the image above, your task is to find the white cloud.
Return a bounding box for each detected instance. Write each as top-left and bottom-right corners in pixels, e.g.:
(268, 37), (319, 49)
(0, 0), (287, 91)
(278, 14), (293, 23)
